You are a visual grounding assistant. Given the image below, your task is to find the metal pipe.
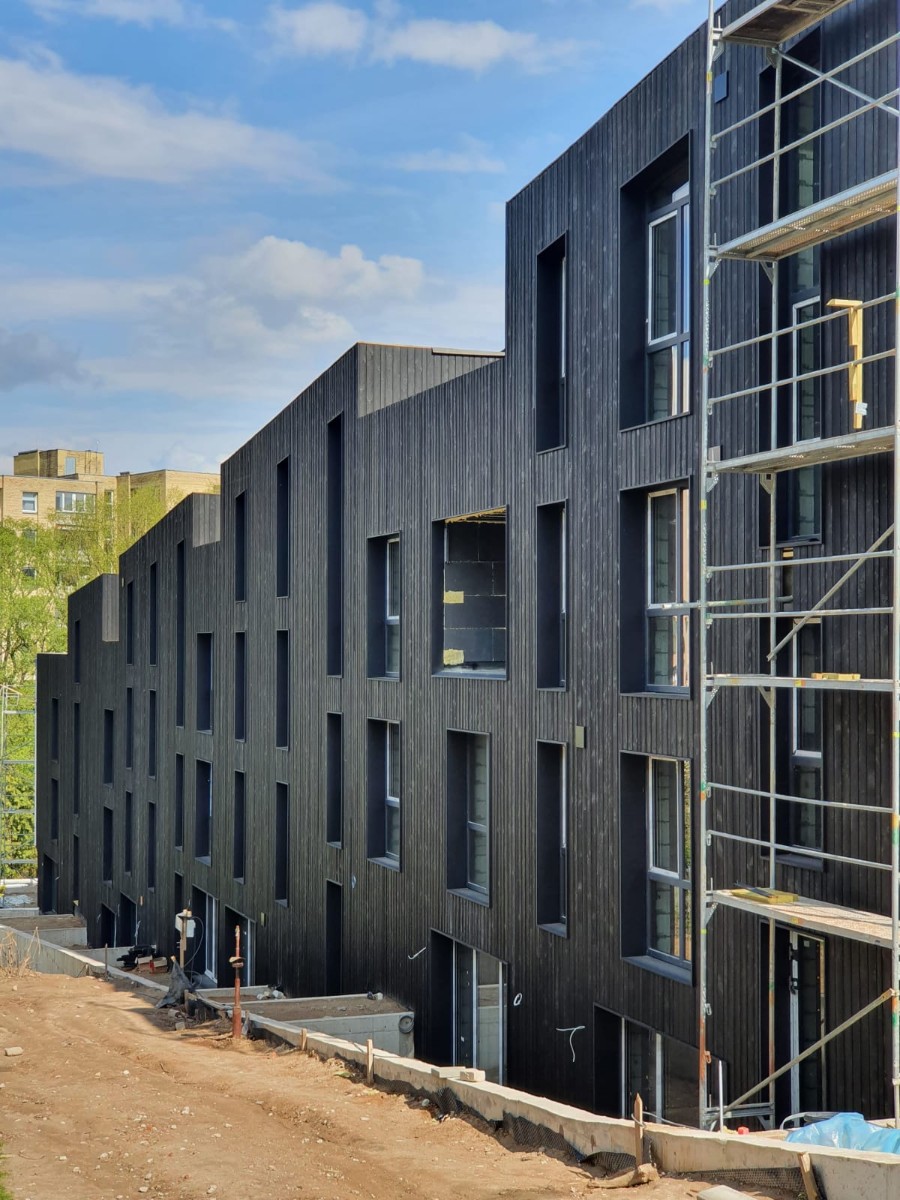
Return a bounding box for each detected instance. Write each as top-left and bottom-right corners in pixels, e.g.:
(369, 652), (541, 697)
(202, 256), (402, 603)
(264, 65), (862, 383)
(708, 828), (893, 872)
(708, 780), (890, 817)
(708, 548), (893, 573)
(778, 48), (900, 118)
(711, 348), (895, 406)
(710, 292), (893, 360)
(890, 93), (900, 1128)
(712, 607), (892, 620)
(726, 991), (895, 1113)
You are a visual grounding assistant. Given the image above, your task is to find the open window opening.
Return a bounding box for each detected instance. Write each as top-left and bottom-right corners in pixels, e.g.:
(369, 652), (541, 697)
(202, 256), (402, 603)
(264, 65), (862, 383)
(435, 509), (507, 676)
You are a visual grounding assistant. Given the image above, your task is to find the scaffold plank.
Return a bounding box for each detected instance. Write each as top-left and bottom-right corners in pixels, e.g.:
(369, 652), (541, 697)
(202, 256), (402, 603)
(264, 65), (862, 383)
(709, 426), (893, 474)
(707, 672), (893, 692)
(715, 172), (897, 262)
(720, 0), (858, 47)
(712, 889), (893, 948)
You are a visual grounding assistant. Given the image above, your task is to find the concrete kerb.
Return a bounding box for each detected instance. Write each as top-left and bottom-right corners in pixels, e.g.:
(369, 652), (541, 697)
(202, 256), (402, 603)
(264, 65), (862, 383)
(0, 920), (169, 996)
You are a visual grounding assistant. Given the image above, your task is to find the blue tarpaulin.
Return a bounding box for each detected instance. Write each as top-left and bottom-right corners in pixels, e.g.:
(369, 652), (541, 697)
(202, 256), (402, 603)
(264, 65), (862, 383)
(785, 1113), (900, 1156)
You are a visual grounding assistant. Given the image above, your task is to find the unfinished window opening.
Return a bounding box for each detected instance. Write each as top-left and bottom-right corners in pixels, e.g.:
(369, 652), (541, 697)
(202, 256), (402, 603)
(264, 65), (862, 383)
(72, 702), (80, 814)
(149, 561), (158, 666)
(276, 456), (291, 597)
(102, 806), (113, 883)
(196, 632), (213, 733)
(435, 510), (507, 676)
(233, 771), (246, 882)
(125, 687), (134, 770)
(125, 579), (134, 665)
(447, 731), (490, 901)
(536, 741), (567, 932)
(175, 540), (185, 726)
(367, 720), (400, 866)
(50, 697), (59, 761)
(535, 234), (567, 452)
(275, 782), (289, 905)
(326, 713), (343, 847)
(50, 777), (59, 841)
(73, 619), (81, 684)
(148, 690), (157, 777)
(174, 753), (184, 850)
(275, 630), (290, 749)
(536, 502), (567, 688)
(103, 708), (114, 785)
(234, 490), (247, 602)
(195, 760), (212, 863)
(124, 790), (133, 873)
(147, 801), (157, 890)
(72, 834), (80, 901)
(326, 415), (344, 675)
(234, 631), (246, 741)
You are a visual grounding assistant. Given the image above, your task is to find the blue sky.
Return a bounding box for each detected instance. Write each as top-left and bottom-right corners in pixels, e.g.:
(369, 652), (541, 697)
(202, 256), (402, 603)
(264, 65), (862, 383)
(1, 0), (710, 474)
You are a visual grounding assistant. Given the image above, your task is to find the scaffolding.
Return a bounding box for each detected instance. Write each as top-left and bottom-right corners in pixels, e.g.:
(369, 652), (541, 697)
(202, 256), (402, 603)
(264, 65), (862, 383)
(698, 0), (900, 1127)
(0, 682), (36, 880)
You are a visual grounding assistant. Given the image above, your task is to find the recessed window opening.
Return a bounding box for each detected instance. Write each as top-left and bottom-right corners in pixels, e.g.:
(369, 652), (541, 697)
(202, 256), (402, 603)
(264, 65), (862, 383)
(72, 702), (80, 814)
(174, 754), (184, 850)
(367, 534), (401, 678)
(276, 457), (291, 597)
(196, 632), (213, 733)
(125, 687), (134, 769)
(367, 720), (400, 864)
(646, 175), (690, 422)
(326, 713), (343, 847)
(175, 540), (185, 726)
(195, 760), (212, 863)
(447, 731), (490, 899)
(125, 790), (133, 873)
(326, 415), (344, 675)
(535, 234), (567, 451)
(102, 806), (113, 882)
(234, 491), (247, 602)
(73, 618), (82, 684)
(148, 690), (157, 777)
(385, 536), (400, 676)
(275, 782), (289, 904)
(776, 620), (823, 859)
(103, 709), (114, 785)
(536, 503), (567, 688)
(50, 778), (59, 841)
(149, 562), (158, 665)
(536, 741), (568, 931)
(437, 510), (507, 675)
(22, 491), (37, 514)
(50, 697), (59, 761)
(234, 632), (247, 741)
(233, 771), (246, 882)
(647, 757), (692, 968)
(125, 580), (134, 665)
(147, 801), (157, 889)
(275, 630), (290, 749)
(646, 488), (690, 690)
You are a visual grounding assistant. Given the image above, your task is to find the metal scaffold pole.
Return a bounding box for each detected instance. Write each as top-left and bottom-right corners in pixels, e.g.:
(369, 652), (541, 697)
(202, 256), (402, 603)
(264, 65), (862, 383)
(891, 91), (900, 1129)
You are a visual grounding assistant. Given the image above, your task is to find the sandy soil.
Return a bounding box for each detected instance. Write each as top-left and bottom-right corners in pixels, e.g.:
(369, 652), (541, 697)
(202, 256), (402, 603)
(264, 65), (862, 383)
(0, 971), (793, 1200)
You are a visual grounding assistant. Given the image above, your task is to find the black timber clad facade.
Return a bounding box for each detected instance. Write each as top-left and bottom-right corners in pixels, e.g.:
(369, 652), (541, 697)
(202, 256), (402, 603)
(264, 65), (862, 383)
(36, 0), (898, 1120)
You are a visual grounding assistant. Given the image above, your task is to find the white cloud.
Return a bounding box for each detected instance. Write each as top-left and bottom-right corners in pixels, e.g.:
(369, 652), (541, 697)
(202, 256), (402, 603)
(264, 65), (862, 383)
(392, 136), (505, 175)
(0, 326), (84, 391)
(267, 5), (578, 72)
(25, 0), (236, 31)
(267, 2), (368, 55)
(0, 53), (333, 185)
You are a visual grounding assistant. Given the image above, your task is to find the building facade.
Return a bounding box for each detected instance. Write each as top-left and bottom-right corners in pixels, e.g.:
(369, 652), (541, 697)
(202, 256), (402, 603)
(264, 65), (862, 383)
(35, 0), (898, 1127)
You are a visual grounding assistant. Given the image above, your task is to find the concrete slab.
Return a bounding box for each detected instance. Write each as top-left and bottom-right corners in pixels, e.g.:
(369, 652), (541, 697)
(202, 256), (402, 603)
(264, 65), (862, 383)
(698, 1187), (756, 1200)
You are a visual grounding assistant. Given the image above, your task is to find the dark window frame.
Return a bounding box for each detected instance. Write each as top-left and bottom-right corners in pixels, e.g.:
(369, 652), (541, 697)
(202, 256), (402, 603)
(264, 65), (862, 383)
(195, 759), (212, 864)
(534, 233), (568, 452)
(536, 740), (568, 934)
(447, 730), (491, 903)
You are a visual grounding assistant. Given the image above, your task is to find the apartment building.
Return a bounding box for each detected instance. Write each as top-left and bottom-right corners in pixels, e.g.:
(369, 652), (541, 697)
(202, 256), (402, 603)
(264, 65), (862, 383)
(35, 0), (898, 1128)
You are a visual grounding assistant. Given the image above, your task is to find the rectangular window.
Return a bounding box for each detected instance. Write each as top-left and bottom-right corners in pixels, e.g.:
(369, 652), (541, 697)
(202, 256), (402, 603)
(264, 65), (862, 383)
(646, 757), (692, 967)
(535, 234), (567, 451)
(125, 579), (134, 665)
(436, 511), (507, 675)
(103, 708), (114, 785)
(777, 621), (824, 860)
(149, 561), (158, 665)
(50, 777), (59, 840)
(64, 454), (76, 474)
(275, 782), (289, 904)
(646, 177), (690, 422)
(22, 491), (37, 514)
(124, 791), (133, 873)
(536, 502), (567, 688)
(536, 741), (567, 931)
(102, 806), (113, 882)
(73, 619), (81, 684)
(234, 632), (246, 741)
(125, 687), (134, 769)
(367, 720), (400, 865)
(73, 834), (80, 901)
(196, 632), (213, 733)
(72, 702), (80, 814)
(234, 490), (247, 602)
(174, 753), (184, 850)
(447, 731), (490, 899)
(327, 415), (343, 674)
(326, 713), (343, 846)
(50, 697), (59, 760)
(176, 540), (185, 726)
(367, 534), (400, 677)
(594, 1008), (698, 1126)
(55, 491), (94, 513)
(646, 488), (690, 690)
(147, 802), (157, 889)
(233, 771), (246, 882)
(276, 456), (291, 597)
(148, 690), (157, 778)
(195, 760), (212, 862)
(275, 630), (290, 748)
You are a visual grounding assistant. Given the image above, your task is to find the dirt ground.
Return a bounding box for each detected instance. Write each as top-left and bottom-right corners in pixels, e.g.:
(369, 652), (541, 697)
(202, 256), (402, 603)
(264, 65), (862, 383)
(0, 971), (795, 1200)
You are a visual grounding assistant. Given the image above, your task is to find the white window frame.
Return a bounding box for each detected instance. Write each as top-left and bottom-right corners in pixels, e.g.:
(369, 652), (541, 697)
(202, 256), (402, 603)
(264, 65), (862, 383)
(384, 720), (400, 862)
(645, 487), (690, 690)
(55, 490), (94, 513)
(384, 535), (400, 677)
(466, 735), (490, 895)
(21, 491), (38, 514)
(646, 756), (692, 968)
(645, 180), (691, 420)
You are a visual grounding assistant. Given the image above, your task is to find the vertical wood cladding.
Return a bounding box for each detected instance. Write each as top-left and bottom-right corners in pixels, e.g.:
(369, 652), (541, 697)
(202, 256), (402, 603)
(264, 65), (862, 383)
(35, 0), (897, 1121)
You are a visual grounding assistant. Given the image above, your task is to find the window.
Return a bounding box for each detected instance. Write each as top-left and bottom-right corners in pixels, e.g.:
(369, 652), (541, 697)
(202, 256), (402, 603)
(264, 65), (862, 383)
(326, 713), (343, 847)
(50, 697), (59, 761)
(367, 720), (400, 865)
(593, 1007), (698, 1126)
(327, 415), (343, 675)
(50, 778), (59, 840)
(234, 491), (247, 602)
(195, 760), (212, 863)
(125, 687), (134, 769)
(55, 491), (94, 513)
(196, 632), (213, 733)
(646, 488), (690, 690)
(148, 690), (157, 777)
(124, 791), (133, 873)
(536, 503), (567, 688)
(233, 771), (246, 882)
(447, 731), (490, 899)
(275, 630), (290, 748)
(176, 540), (185, 726)
(368, 534), (400, 677)
(620, 754), (692, 978)
(536, 742), (567, 932)
(535, 234), (567, 451)
(102, 807), (113, 882)
(174, 754), (184, 850)
(125, 580), (134, 664)
(775, 621), (823, 861)
(435, 511), (507, 675)
(147, 802), (157, 889)
(64, 454), (76, 475)
(149, 562), (158, 665)
(234, 632), (246, 741)
(72, 834), (80, 901)
(21, 492), (37, 514)
(72, 702), (80, 814)
(103, 709), (114, 785)
(645, 176), (690, 422)
(275, 782), (289, 904)
(276, 456), (291, 597)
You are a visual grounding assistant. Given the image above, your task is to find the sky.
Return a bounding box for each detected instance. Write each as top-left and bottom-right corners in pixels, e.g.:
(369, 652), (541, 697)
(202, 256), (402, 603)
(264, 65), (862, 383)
(0, 0), (711, 475)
